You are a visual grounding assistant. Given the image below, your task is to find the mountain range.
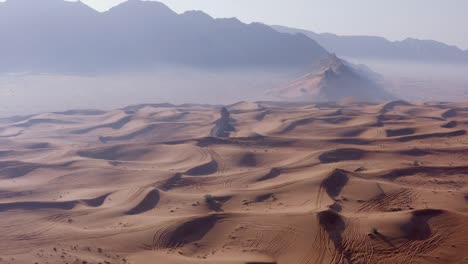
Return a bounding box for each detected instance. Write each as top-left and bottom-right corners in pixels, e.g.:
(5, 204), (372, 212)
(273, 25), (468, 64)
(0, 0), (328, 73)
(0, 0), (398, 102)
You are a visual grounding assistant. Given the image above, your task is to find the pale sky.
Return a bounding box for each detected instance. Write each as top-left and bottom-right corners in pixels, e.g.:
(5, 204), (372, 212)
(4, 0), (468, 49)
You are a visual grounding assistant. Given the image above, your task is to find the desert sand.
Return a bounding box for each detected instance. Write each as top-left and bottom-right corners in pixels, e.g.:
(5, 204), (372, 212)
(0, 101), (467, 264)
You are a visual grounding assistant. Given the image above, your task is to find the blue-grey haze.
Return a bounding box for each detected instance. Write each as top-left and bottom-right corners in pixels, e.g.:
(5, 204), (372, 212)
(71, 0), (468, 50)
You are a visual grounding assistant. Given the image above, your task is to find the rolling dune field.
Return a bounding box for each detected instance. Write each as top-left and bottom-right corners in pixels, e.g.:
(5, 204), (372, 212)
(0, 101), (467, 264)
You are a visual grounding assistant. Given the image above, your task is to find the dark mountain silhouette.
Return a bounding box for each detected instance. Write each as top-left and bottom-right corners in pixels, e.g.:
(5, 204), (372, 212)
(272, 25), (468, 64)
(269, 54), (395, 102)
(0, 0), (397, 103)
(0, 0), (329, 73)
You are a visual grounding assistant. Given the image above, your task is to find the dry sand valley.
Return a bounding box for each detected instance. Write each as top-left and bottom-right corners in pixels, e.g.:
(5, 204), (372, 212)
(0, 101), (467, 264)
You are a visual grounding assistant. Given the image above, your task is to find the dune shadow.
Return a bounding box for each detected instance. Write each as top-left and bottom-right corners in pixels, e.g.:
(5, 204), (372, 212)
(317, 210), (347, 253)
(82, 193), (112, 207)
(257, 168), (282, 182)
(328, 138), (371, 145)
(71, 116), (132, 134)
(0, 161), (47, 179)
(185, 160), (218, 176)
(160, 215), (221, 248)
(25, 142), (51, 149)
(160, 173), (183, 191)
(280, 116), (316, 134)
(380, 101), (412, 114)
(441, 121), (458, 128)
(319, 149), (365, 164)
(381, 166), (468, 181)
(386, 128), (415, 137)
(442, 109), (457, 119)
(239, 152), (257, 167)
(340, 128), (367, 137)
(77, 145), (153, 161)
(401, 209), (444, 240)
(397, 130), (466, 142)
(126, 189), (160, 215)
(0, 201), (77, 212)
(322, 169), (349, 198)
(399, 148), (432, 156)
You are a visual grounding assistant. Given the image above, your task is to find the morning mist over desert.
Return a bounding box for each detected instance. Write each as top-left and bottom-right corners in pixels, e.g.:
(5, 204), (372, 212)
(0, 0), (467, 263)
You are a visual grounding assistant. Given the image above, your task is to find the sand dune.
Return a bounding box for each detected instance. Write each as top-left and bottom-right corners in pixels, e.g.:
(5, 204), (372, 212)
(0, 101), (467, 263)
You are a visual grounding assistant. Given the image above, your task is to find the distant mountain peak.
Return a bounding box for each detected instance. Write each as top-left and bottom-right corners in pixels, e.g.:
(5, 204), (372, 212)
(108, 0), (176, 16)
(182, 10), (213, 20)
(269, 56), (394, 102)
(0, 0), (328, 73)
